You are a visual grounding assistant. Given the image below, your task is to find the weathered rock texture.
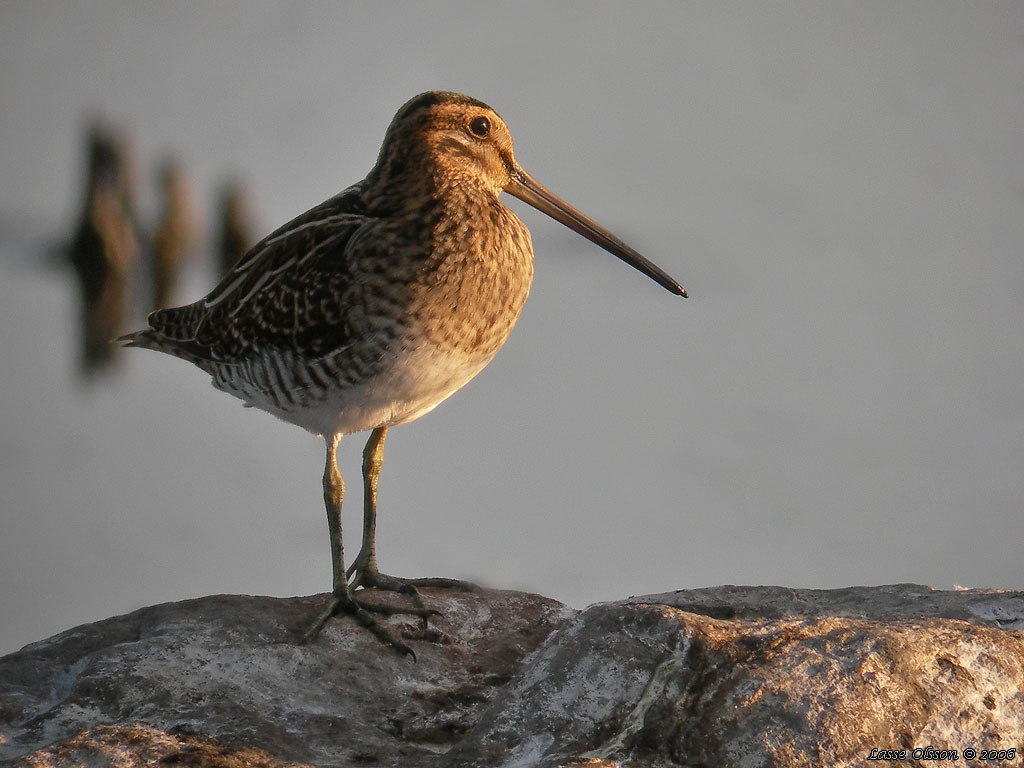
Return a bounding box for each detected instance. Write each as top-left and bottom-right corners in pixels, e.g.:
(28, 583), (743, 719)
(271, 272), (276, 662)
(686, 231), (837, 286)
(1, 585), (1022, 767)
(0, 590), (573, 767)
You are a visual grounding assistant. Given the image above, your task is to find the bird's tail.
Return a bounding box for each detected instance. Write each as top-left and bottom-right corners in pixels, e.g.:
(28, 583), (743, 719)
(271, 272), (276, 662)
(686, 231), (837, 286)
(117, 328), (157, 349)
(116, 327), (207, 367)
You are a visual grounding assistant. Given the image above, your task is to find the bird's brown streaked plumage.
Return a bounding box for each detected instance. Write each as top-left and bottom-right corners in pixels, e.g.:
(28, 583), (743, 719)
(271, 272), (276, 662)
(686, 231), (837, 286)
(123, 91), (686, 654)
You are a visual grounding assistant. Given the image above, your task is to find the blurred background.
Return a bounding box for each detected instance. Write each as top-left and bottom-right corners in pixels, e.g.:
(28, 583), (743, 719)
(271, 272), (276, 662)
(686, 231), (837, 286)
(1, 2), (1022, 656)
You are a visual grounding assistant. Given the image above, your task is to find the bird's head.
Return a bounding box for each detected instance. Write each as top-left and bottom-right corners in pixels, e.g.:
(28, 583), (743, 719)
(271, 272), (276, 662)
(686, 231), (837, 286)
(373, 91), (687, 297)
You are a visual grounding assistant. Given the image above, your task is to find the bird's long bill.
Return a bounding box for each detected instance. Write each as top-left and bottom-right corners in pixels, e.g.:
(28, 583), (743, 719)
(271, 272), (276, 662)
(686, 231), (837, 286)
(505, 167), (687, 297)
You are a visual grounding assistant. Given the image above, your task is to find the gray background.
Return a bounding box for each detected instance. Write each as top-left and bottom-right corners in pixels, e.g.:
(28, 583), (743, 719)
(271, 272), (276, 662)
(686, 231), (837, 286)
(1, 2), (1022, 656)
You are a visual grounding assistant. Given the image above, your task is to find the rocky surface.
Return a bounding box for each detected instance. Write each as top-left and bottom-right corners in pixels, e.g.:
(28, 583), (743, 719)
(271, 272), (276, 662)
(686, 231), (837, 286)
(0, 590), (574, 767)
(444, 585), (1024, 767)
(2, 585), (1022, 767)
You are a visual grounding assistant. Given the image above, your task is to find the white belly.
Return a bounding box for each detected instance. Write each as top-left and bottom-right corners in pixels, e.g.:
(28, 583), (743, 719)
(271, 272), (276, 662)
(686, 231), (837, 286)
(212, 340), (494, 439)
(315, 343), (490, 436)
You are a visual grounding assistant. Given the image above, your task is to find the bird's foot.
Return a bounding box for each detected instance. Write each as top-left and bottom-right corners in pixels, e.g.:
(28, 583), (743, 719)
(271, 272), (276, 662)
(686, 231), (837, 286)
(301, 589), (432, 658)
(350, 566), (478, 607)
(397, 576), (481, 591)
(347, 567), (479, 633)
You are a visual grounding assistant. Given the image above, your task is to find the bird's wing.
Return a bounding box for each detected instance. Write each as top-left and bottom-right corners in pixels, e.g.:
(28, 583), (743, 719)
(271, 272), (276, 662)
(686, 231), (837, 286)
(147, 184), (378, 361)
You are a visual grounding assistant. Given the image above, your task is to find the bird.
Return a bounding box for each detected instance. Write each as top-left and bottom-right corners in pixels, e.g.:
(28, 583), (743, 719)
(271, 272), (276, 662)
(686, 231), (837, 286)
(215, 179), (256, 277)
(122, 91), (686, 654)
(150, 157), (200, 311)
(70, 122), (139, 378)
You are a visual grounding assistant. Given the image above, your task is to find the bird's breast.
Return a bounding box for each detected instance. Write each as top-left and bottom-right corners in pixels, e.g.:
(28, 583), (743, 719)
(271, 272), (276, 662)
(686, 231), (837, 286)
(415, 199), (534, 367)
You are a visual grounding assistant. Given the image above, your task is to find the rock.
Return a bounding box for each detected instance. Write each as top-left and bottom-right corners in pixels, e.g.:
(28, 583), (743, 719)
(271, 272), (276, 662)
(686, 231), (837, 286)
(2, 585), (1022, 767)
(0, 589), (574, 767)
(442, 584), (1024, 767)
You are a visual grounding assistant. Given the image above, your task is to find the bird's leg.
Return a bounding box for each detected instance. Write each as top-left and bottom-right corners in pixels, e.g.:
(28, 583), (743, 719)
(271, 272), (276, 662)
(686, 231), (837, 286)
(325, 432), (346, 594)
(347, 426), (386, 581)
(348, 427), (424, 600)
(301, 433), (428, 655)
(348, 427), (479, 600)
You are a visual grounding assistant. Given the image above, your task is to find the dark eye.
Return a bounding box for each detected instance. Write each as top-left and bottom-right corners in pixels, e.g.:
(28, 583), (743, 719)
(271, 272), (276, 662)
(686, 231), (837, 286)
(468, 116), (490, 138)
